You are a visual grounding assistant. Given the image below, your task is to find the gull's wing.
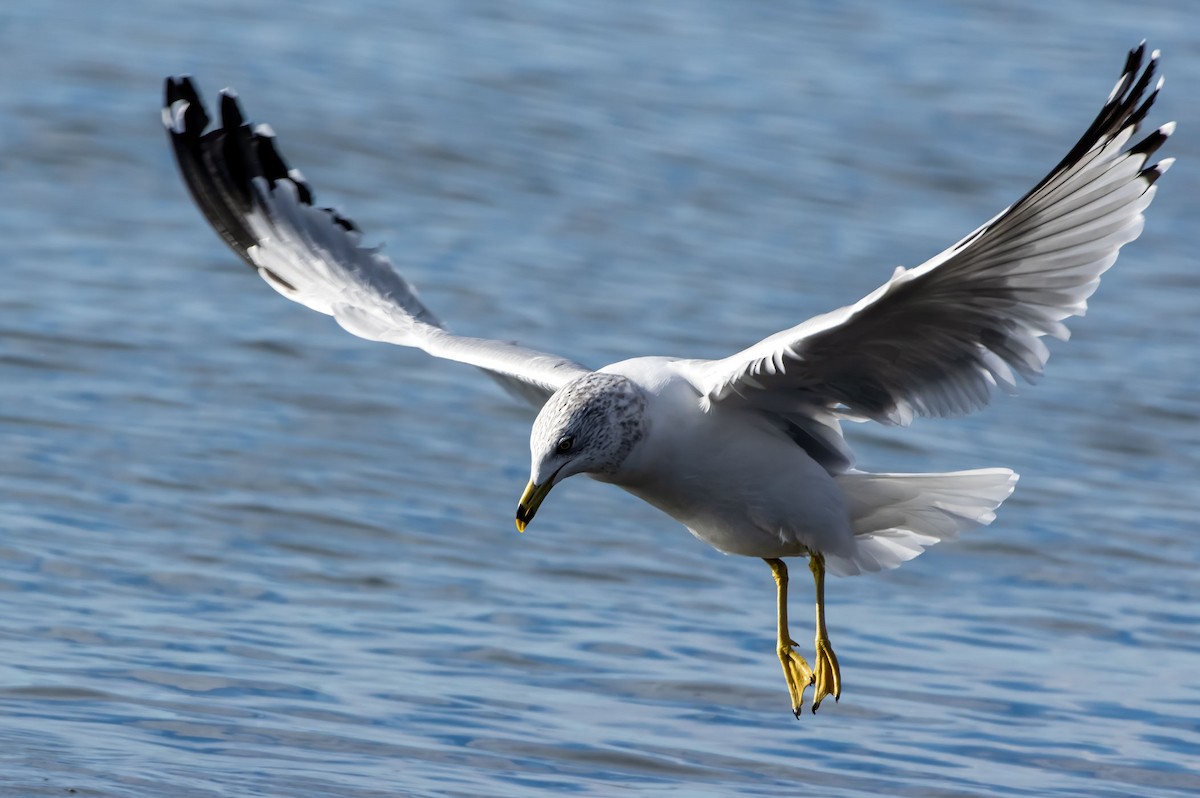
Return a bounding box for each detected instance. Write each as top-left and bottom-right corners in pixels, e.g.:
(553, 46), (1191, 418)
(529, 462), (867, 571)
(683, 43), (1174, 425)
(163, 76), (590, 407)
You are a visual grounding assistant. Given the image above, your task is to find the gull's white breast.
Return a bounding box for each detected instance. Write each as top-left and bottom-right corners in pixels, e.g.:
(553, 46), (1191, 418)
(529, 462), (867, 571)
(599, 358), (855, 560)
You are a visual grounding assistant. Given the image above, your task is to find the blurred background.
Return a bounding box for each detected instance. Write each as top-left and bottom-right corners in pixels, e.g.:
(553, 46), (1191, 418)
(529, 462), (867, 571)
(1, 1), (1198, 796)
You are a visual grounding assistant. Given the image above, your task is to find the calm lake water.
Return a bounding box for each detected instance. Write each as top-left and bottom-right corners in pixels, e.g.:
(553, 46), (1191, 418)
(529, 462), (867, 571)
(2, 1), (1199, 796)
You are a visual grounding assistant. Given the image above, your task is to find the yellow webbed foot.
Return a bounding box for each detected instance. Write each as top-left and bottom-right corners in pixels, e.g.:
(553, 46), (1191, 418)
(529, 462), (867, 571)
(811, 633), (841, 711)
(777, 637), (815, 717)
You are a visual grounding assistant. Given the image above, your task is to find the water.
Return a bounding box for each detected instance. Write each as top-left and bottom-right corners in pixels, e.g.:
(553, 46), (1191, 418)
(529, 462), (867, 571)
(2, 1), (1199, 795)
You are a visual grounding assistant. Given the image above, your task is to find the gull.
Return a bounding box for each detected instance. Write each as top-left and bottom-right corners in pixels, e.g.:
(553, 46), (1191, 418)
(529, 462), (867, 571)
(162, 43), (1173, 716)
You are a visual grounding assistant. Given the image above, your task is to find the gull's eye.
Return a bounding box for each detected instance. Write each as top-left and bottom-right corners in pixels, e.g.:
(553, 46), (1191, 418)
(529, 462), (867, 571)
(556, 436), (574, 454)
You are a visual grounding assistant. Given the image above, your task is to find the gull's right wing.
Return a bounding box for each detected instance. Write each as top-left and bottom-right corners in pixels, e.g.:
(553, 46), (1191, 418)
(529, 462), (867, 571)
(683, 43), (1173, 425)
(163, 77), (590, 407)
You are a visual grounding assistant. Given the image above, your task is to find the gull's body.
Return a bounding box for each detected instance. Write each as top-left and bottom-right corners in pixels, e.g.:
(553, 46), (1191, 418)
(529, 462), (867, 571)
(163, 44), (1173, 716)
(598, 358), (854, 561)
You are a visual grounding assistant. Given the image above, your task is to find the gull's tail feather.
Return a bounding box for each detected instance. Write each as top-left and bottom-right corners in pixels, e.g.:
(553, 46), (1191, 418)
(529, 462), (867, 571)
(826, 468), (1018, 576)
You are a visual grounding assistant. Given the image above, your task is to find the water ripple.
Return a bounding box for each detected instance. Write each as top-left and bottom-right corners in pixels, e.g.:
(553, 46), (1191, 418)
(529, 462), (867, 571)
(2, 1), (1199, 796)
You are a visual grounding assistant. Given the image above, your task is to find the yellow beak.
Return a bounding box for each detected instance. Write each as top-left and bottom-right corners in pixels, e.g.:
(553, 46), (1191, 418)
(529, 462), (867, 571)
(515, 479), (554, 532)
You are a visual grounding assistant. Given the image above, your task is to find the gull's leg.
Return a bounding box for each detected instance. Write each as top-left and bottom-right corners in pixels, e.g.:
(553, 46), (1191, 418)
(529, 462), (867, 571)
(764, 558), (814, 718)
(809, 552), (842, 711)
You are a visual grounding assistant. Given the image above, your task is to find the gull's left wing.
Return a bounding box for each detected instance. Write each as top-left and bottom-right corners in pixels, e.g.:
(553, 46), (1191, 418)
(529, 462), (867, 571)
(163, 76), (590, 407)
(683, 43), (1174, 425)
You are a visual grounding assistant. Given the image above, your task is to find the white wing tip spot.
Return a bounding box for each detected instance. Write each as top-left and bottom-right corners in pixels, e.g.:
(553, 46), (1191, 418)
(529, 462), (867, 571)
(164, 99), (189, 133)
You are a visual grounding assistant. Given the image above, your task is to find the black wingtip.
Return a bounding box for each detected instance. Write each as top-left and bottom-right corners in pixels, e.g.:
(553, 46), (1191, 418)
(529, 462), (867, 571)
(254, 131), (291, 185)
(1007, 43), (1167, 211)
(163, 75), (194, 109)
(161, 76), (262, 263)
(218, 89), (247, 131)
(325, 208), (358, 233)
(162, 75), (209, 138)
(1130, 120), (1173, 159)
(162, 73), (372, 277)
(1141, 159), (1173, 188)
(1128, 40), (1146, 69)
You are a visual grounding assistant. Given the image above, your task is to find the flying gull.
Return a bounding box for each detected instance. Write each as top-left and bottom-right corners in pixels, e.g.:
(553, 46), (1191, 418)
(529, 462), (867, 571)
(162, 43), (1173, 716)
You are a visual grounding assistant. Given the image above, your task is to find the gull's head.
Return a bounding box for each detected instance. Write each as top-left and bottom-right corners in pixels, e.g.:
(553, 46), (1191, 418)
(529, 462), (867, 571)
(516, 372), (648, 531)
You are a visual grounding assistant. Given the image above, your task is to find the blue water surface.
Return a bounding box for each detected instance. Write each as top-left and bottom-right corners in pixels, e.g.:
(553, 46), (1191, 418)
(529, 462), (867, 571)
(1, 1), (1198, 796)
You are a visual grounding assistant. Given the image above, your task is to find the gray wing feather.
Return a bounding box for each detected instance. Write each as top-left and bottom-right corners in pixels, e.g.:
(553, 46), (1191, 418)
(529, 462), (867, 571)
(163, 77), (589, 406)
(687, 43), (1173, 425)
